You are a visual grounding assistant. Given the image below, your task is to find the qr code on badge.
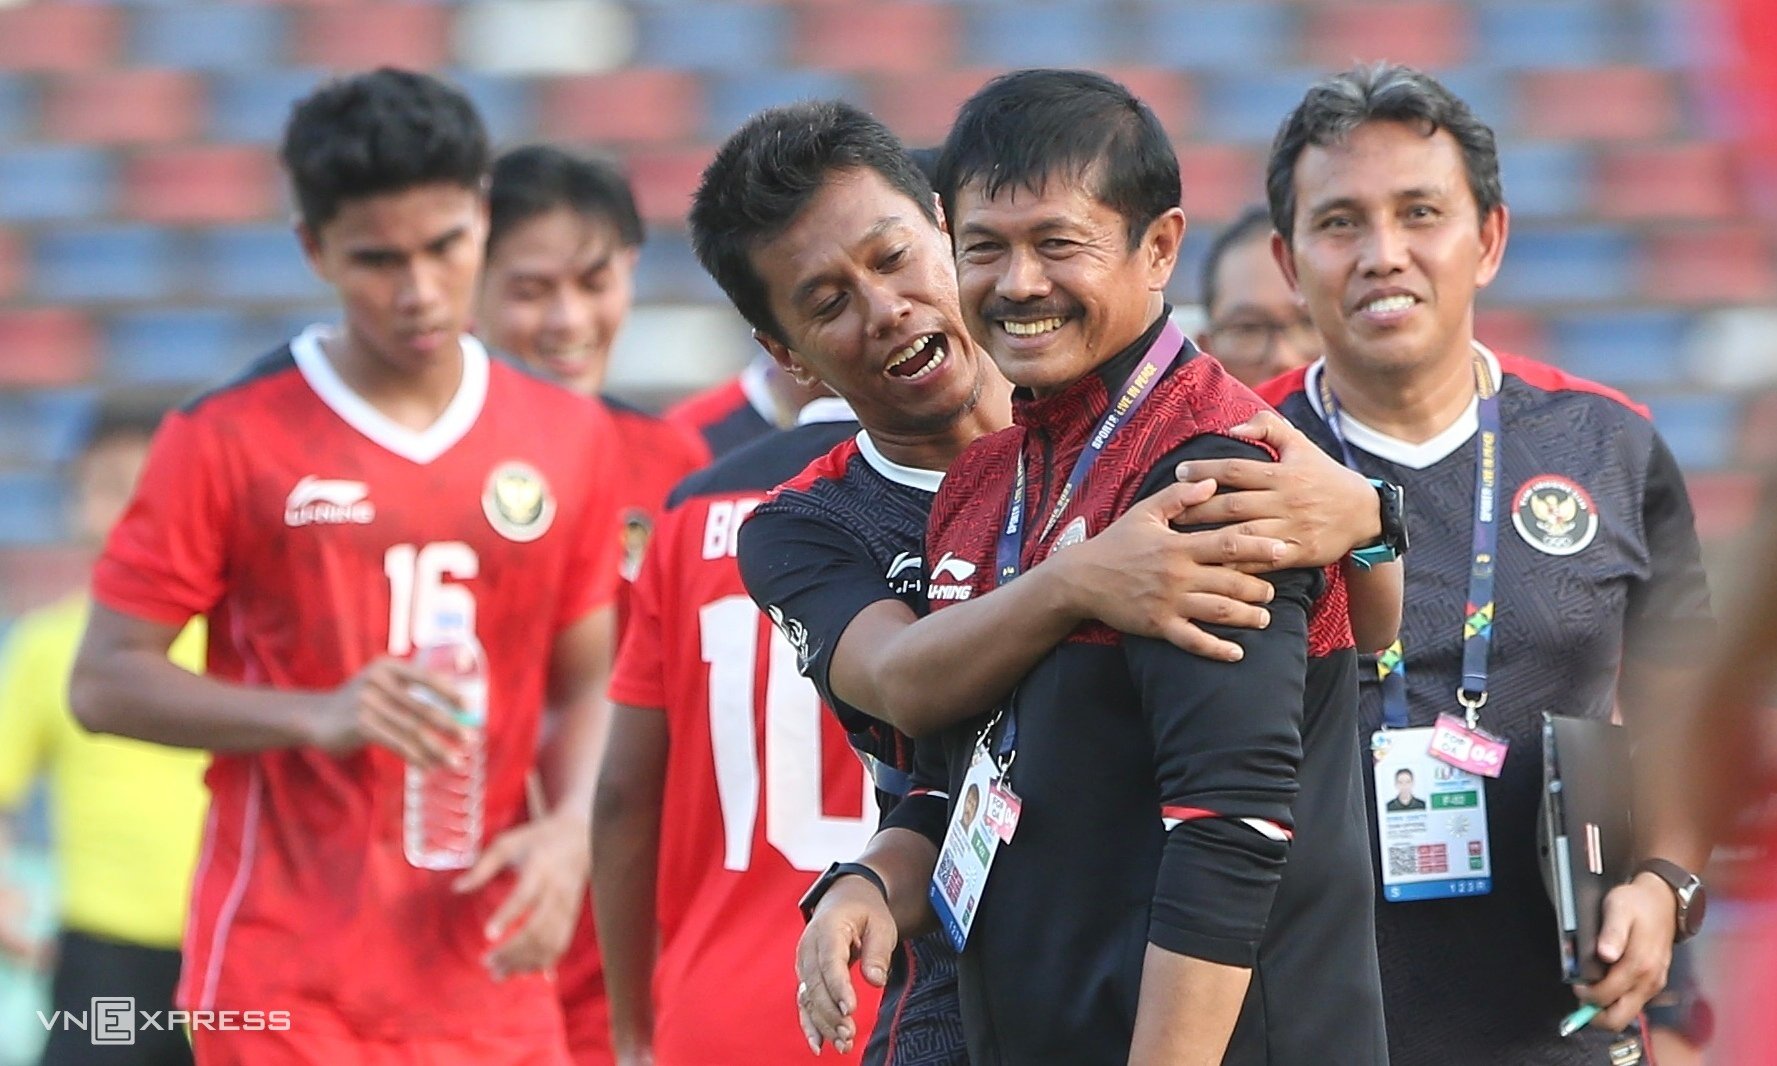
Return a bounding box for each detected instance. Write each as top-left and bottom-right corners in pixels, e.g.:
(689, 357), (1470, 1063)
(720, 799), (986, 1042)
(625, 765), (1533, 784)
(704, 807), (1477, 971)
(1388, 845), (1417, 877)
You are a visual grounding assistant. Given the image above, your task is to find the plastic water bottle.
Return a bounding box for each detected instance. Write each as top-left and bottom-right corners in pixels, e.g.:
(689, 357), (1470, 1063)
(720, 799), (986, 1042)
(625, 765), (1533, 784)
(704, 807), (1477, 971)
(402, 611), (488, 870)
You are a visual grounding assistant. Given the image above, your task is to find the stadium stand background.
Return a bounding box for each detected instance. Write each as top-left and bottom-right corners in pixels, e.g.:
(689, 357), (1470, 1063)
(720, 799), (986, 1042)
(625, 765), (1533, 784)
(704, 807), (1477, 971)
(0, 0), (1772, 620)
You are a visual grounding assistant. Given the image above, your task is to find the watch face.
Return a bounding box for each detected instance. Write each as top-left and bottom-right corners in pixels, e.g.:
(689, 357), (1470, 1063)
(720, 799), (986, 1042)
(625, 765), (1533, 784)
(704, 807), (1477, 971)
(1683, 881), (1707, 936)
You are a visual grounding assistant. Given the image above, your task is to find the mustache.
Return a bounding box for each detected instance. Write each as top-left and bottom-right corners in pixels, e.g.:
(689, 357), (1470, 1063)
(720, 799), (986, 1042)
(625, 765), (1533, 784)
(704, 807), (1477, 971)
(981, 298), (1079, 322)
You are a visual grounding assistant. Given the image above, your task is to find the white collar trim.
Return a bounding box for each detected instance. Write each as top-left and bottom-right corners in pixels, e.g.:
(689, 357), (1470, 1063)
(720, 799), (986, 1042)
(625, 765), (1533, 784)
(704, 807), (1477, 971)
(1304, 343), (1502, 471)
(796, 397), (857, 426)
(856, 430), (946, 493)
(290, 324), (489, 465)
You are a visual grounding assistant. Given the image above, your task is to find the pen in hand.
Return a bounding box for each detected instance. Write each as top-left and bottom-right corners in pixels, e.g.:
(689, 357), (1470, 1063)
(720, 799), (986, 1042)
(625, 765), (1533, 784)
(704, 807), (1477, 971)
(1558, 1004), (1601, 1037)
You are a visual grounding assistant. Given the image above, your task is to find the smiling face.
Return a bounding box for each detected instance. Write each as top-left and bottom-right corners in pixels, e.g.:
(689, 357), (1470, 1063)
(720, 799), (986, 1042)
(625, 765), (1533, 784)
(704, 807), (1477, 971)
(751, 167), (985, 439)
(951, 177), (1184, 395)
(477, 206), (638, 396)
(300, 181), (488, 375)
(1275, 120), (1506, 380)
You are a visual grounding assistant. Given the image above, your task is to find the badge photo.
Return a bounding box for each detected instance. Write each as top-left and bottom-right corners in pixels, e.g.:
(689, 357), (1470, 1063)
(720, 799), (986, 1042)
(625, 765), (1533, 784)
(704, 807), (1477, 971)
(1511, 475), (1598, 556)
(483, 461), (556, 543)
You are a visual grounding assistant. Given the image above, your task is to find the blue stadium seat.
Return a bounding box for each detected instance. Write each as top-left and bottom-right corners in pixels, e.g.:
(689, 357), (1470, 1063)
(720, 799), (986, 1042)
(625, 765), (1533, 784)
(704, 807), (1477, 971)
(242, 309), (335, 358)
(0, 147), (113, 223)
(633, 4), (790, 71)
(107, 308), (248, 385)
(1475, 1), (1614, 68)
(1133, 1), (1297, 71)
(1485, 229), (1635, 305)
(133, 5), (287, 71)
(1197, 69), (1323, 143)
(0, 472), (66, 547)
(1435, 69), (1511, 130)
(1549, 311), (1694, 389)
(0, 76), (32, 144)
(196, 226), (328, 302)
(702, 71), (866, 143)
(1638, 0), (1709, 68)
(209, 70), (330, 144)
(33, 226), (184, 303)
(635, 231), (725, 304)
(1497, 143), (1590, 221)
(442, 71), (537, 147)
(1647, 395), (1737, 471)
(0, 390), (95, 468)
(962, 2), (1119, 69)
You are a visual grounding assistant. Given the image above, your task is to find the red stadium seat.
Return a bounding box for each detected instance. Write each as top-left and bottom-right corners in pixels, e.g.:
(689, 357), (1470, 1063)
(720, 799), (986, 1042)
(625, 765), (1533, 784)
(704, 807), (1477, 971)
(292, 4), (451, 72)
(0, 309), (98, 389)
(869, 67), (1009, 144)
(1640, 227), (1777, 305)
(539, 71), (702, 145)
(1175, 143), (1264, 226)
(0, 5), (121, 74)
(626, 146), (717, 227)
(44, 70), (205, 146)
(1596, 143), (1743, 222)
(1304, 2), (1472, 72)
(1474, 309), (1549, 364)
(124, 146), (279, 226)
(1516, 67), (1681, 141)
(795, 3), (959, 74)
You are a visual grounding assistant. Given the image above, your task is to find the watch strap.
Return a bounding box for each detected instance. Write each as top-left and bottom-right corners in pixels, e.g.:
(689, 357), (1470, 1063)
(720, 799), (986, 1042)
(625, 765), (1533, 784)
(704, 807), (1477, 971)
(1635, 858), (1701, 940)
(798, 861), (889, 923)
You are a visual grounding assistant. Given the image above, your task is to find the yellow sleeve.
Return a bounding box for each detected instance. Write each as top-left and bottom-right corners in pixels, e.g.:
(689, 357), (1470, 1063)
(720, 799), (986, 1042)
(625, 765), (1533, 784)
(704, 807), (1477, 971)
(0, 616), (62, 809)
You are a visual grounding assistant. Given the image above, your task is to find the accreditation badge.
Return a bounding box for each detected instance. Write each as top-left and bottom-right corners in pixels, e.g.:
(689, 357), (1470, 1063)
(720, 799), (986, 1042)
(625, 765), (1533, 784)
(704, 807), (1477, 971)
(1371, 728), (1493, 902)
(929, 740), (1018, 952)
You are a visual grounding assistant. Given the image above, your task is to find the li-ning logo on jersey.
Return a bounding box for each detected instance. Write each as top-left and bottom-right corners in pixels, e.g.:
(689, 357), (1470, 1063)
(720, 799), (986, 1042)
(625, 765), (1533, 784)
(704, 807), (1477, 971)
(926, 552), (977, 601)
(885, 552), (924, 595)
(767, 604), (818, 673)
(483, 461), (556, 543)
(284, 477), (375, 527)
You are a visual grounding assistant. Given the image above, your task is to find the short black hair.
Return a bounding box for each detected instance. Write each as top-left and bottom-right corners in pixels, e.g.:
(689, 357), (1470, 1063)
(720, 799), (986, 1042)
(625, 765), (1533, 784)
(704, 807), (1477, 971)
(487, 145), (644, 256)
(935, 69), (1180, 248)
(906, 146), (942, 186)
(280, 68), (489, 231)
(690, 100), (935, 344)
(1199, 205), (1274, 314)
(1395, 768), (1415, 780)
(1266, 63), (1503, 244)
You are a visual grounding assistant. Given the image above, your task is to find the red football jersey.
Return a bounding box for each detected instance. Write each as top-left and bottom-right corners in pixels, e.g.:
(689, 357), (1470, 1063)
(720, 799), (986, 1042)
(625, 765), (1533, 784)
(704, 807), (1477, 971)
(556, 399), (707, 1066)
(607, 425), (881, 1065)
(92, 328), (622, 1042)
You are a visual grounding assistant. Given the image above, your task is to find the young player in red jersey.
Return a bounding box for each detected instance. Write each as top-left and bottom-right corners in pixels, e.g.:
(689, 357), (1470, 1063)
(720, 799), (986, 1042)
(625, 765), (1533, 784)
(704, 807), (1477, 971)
(69, 70), (622, 1065)
(594, 399), (883, 1065)
(664, 355), (826, 459)
(478, 146), (711, 1066)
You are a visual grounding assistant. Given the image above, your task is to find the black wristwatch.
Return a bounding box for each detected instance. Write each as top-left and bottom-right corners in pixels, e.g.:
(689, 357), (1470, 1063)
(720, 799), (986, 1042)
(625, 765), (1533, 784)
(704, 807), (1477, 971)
(798, 861), (889, 923)
(1635, 858), (1708, 942)
(1350, 479), (1409, 570)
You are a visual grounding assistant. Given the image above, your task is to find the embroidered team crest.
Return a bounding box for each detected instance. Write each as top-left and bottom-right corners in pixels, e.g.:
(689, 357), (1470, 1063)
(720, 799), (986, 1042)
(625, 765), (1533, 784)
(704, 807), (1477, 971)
(620, 508), (652, 581)
(1054, 516), (1089, 552)
(483, 461), (556, 542)
(1511, 475), (1598, 556)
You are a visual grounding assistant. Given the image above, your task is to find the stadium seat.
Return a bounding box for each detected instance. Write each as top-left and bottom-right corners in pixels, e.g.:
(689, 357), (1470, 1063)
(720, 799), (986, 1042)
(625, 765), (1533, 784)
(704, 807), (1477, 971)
(1475, 1), (1614, 67)
(626, 147), (715, 227)
(0, 147), (114, 223)
(540, 71), (701, 145)
(962, 2), (1118, 69)
(869, 68), (1010, 145)
(1595, 143), (1741, 221)
(1486, 228), (1635, 304)
(1648, 395), (1739, 472)
(0, 390), (95, 468)
(1197, 69), (1326, 143)
(702, 71), (866, 144)
(123, 146), (278, 226)
(1515, 67), (1681, 140)
(291, 4), (451, 72)
(1178, 144), (1264, 226)
(1132, 1), (1296, 71)
(633, 4), (790, 71)
(1497, 142), (1590, 221)
(0, 4), (120, 74)
(795, 2), (958, 74)
(453, 0), (636, 76)
(44, 70), (205, 146)
(0, 76), (30, 143)
(1640, 228), (1776, 305)
(209, 69), (330, 144)
(1474, 308), (1549, 362)
(33, 226), (185, 304)
(0, 310), (97, 389)
(106, 309), (247, 386)
(1684, 470), (1762, 541)
(0, 472), (68, 548)
(1304, 2), (1470, 71)
(441, 71), (538, 146)
(132, 5), (287, 73)
(1549, 310), (1694, 389)
(195, 226), (329, 303)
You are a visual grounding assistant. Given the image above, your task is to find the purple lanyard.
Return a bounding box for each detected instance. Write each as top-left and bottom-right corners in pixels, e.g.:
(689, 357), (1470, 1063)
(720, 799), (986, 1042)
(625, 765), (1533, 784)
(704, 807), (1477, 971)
(995, 321), (1186, 587)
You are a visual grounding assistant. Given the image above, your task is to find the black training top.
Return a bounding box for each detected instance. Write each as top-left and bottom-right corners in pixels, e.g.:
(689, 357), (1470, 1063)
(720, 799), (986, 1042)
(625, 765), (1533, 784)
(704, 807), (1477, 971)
(1261, 351), (1714, 1066)
(920, 315), (1387, 1065)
